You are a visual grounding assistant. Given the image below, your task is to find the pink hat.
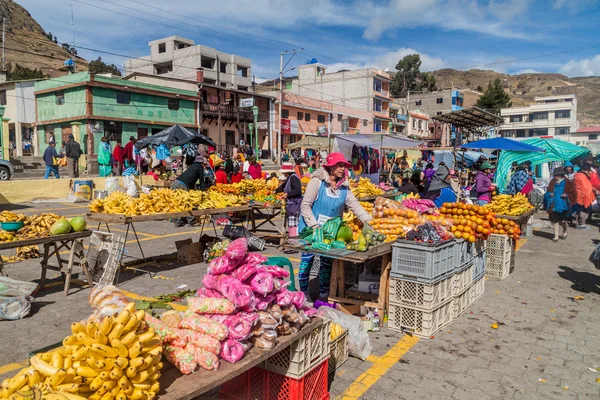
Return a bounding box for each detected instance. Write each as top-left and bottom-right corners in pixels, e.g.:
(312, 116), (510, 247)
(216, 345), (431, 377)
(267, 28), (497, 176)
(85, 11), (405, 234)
(279, 162), (295, 174)
(323, 152), (351, 168)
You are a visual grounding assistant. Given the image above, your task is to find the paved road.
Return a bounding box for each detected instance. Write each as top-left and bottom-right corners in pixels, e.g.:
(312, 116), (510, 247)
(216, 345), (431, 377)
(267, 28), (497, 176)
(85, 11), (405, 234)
(0, 203), (598, 400)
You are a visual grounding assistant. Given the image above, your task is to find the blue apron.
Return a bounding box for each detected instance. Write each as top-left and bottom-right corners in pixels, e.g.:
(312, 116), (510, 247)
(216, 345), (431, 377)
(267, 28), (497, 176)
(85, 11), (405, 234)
(298, 180), (348, 232)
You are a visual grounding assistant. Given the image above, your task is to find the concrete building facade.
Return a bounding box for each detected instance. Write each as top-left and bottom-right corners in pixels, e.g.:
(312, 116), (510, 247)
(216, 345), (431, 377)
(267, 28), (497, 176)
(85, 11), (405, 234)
(406, 112), (430, 139)
(0, 80), (38, 156)
(499, 95), (578, 139)
(124, 36), (252, 91)
(286, 64), (393, 134)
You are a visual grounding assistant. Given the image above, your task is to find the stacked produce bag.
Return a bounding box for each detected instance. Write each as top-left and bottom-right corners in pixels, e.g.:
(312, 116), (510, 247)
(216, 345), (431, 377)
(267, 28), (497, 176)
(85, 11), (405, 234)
(148, 238), (317, 375)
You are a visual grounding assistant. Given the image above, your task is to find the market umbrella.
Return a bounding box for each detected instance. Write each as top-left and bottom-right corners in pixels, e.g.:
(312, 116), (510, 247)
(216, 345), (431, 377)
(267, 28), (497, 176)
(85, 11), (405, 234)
(495, 138), (589, 191)
(460, 137), (545, 152)
(134, 125), (216, 150)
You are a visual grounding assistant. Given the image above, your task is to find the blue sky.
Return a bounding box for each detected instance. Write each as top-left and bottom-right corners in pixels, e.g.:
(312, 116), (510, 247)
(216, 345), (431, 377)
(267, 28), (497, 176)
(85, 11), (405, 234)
(16, 0), (600, 79)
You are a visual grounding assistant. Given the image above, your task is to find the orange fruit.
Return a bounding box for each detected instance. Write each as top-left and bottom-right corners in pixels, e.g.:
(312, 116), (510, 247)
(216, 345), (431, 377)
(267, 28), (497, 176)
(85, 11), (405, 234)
(454, 231), (463, 239)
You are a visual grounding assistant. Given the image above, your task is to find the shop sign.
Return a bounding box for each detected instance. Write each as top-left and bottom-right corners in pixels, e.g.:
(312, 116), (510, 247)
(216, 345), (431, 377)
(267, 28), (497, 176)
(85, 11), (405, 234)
(257, 121), (268, 130)
(239, 98), (254, 108)
(281, 118), (291, 134)
(290, 120), (298, 134)
(317, 125), (327, 136)
(89, 120), (104, 134)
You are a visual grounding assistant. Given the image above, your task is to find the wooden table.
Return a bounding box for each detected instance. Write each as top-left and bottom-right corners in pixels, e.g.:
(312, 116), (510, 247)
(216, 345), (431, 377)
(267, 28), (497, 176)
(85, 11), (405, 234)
(158, 318), (323, 400)
(0, 230), (94, 295)
(249, 204), (286, 243)
(283, 241), (392, 316)
(357, 192), (399, 202)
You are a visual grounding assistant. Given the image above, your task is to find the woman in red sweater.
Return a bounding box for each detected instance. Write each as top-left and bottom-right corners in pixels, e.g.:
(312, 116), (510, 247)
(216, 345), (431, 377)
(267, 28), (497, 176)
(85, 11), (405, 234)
(215, 162), (228, 184)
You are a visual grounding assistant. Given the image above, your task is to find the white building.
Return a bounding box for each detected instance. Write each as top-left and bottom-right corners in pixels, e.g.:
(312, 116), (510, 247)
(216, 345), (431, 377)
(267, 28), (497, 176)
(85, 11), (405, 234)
(0, 80), (38, 156)
(499, 95), (578, 140)
(124, 36), (252, 91)
(406, 112), (430, 139)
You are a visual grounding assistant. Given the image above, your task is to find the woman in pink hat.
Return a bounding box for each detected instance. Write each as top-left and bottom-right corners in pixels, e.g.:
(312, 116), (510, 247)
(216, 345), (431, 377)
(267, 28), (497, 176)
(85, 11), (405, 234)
(275, 162), (303, 237)
(298, 152), (372, 301)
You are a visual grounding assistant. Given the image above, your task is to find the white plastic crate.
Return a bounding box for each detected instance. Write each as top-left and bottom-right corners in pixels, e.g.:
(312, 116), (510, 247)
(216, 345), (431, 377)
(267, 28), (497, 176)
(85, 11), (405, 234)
(261, 319), (330, 379)
(329, 329), (349, 372)
(388, 299), (454, 338)
(389, 275), (453, 310)
(454, 239), (485, 269)
(391, 240), (456, 283)
(452, 264), (474, 296)
(485, 247), (514, 280)
(453, 284), (474, 317)
(485, 234), (514, 254)
(473, 275), (485, 300)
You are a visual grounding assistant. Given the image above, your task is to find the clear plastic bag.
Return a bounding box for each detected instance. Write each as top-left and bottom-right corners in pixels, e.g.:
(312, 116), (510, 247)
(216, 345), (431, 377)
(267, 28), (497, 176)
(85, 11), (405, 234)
(123, 175), (138, 198)
(317, 307), (372, 361)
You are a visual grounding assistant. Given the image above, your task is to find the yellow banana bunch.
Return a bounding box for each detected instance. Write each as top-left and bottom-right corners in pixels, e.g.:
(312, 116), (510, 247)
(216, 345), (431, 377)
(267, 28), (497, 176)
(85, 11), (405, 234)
(17, 213), (60, 239)
(0, 211), (26, 223)
(350, 178), (384, 198)
(209, 179), (268, 195)
(0, 303), (162, 400)
(485, 193), (533, 216)
(330, 323), (345, 341)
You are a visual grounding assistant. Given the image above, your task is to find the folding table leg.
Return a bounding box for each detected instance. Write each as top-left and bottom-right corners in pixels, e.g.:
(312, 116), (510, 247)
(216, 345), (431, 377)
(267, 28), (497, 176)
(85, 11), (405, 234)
(130, 223), (147, 262)
(40, 243), (50, 288)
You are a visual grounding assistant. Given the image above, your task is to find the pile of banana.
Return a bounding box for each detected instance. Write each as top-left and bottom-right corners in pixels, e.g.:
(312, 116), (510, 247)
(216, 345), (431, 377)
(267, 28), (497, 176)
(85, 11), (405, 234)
(4, 387), (87, 400)
(19, 213), (61, 239)
(0, 302), (162, 400)
(485, 193), (534, 216)
(0, 211), (26, 223)
(16, 246), (40, 260)
(0, 231), (17, 243)
(89, 189), (248, 216)
(330, 322), (346, 341)
(350, 178), (385, 198)
(210, 179), (268, 195)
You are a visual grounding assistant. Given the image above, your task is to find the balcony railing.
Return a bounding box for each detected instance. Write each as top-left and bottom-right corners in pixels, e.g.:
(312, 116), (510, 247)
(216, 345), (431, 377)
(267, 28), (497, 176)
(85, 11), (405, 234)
(200, 102), (269, 122)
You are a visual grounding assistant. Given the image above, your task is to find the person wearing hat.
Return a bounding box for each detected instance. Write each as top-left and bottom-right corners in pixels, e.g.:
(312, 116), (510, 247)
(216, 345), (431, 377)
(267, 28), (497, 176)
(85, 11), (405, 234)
(544, 167), (575, 241)
(571, 163), (596, 230)
(424, 164), (457, 207)
(98, 137), (113, 177)
(298, 152), (372, 301)
(64, 133), (83, 178)
(170, 155), (206, 227)
(43, 139), (62, 179)
(294, 158), (305, 179)
(506, 163), (531, 195)
(564, 161), (576, 180)
(247, 156), (262, 180)
(475, 162), (496, 205)
(123, 136), (136, 167)
(275, 162), (303, 237)
(112, 139), (125, 176)
(214, 159), (228, 185)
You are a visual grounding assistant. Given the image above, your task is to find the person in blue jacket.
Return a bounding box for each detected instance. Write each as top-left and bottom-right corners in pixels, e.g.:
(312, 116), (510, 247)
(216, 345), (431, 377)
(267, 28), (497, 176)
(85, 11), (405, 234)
(43, 140), (62, 179)
(424, 164), (457, 207)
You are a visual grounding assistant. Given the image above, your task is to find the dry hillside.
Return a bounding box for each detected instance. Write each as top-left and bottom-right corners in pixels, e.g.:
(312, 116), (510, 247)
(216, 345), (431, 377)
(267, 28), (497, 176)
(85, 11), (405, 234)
(2, 0), (87, 77)
(432, 68), (600, 126)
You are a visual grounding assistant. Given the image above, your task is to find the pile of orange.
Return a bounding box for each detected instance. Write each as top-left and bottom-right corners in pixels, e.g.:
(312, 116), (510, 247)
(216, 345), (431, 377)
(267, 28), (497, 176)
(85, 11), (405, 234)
(439, 202), (520, 241)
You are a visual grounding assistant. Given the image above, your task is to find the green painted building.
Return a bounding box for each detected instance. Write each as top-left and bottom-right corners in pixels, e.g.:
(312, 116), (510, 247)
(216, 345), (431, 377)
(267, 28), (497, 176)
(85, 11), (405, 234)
(34, 72), (198, 157)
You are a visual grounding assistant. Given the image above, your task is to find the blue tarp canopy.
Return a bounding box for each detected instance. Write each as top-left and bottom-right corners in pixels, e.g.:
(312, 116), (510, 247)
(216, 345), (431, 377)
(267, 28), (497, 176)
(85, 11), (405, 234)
(460, 137), (545, 152)
(433, 150), (496, 169)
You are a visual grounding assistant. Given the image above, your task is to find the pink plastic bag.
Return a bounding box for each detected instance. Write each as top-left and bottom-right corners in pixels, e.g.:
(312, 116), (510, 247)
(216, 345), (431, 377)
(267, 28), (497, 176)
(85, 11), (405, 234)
(224, 315), (253, 341)
(207, 256), (234, 275)
(186, 343), (219, 371)
(179, 314), (229, 340)
(224, 238), (248, 266)
(217, 276), (255, 309)
(164, 345), (197, 374)
(220, 339), (247, 364)
(231, 263), (259, 282)
(196, 287), (224, 298)
(255, 293), (275, 311)
(275, 288), (293, 307)
(187, 296), (236, 315)
(202, 274), (222, 290)
(302, 307), (318, 317)
(244, 253), (267, 265)
(250, 272), (274, 295)
(290, 291), (306, 309)
(236, 311), (259, 325)
(260, 265), (289, 278)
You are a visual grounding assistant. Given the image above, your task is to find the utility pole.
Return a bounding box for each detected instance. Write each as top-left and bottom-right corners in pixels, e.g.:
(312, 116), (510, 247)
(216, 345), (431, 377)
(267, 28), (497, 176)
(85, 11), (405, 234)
(278, 48), (302, 164)
(70, 1), (76, 72)
(2, 17), (5, 71)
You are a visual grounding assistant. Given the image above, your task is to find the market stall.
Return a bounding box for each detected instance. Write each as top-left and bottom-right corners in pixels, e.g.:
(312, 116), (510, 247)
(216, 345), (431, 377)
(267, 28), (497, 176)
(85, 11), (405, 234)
(286, 136), (331, 152)
(249, 203), (286, 243)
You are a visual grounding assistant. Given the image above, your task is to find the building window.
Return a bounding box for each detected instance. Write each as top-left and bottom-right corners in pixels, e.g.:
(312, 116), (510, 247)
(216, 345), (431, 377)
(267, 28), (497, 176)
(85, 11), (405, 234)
(116, 91), (130, 104)
(238, 86), (249, 92)
(297, 112), (303, 120)
(555, 110), (571, 119)
(373, 98), (382, 112)
(532, 128), (548, 136)
(516, 129), (526, 137)
(201, 56), (215, 69)
(168, 98), (180, 111)
(281, 109), (289, 119)
(436, 97), (443, 104)
(220, 82), (227, 88)
(418, 120), (423, 130)
(555, 127), (570, 135)
(415, 100), (422, 106)
(589, 134), (598, 140)
(437, 111), (443, 115)
(373, 78), (382, 92)
(305, 113), (311, 122)
(0, 90), (6, 106)
(104, 121), (122, 141)
(510, 115), (522, 122)
(220, 62), (227, 74)
(318, 115), (326, 123)
(55, 91), (65, 105)
(531, 112), (548, 120)
(341, 119), (349, 133)
(237, 66), (248, 77)
(374, 120), (382, 132)
(412, 119), (416, 129)
(158, 43), (166, 53)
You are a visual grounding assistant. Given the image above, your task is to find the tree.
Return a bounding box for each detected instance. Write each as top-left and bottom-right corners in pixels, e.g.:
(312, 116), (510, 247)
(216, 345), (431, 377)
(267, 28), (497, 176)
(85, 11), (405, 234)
(475, 78), (512, 113)
(420, 72), (437, 92)
(390, 54), (422, 97)
(7, 64), (47, 81)
(88, 57), (122, 76)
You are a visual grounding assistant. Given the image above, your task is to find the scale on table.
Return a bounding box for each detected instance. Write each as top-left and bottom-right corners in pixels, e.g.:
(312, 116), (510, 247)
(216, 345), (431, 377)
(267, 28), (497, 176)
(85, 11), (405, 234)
(78, 231), (125, 285)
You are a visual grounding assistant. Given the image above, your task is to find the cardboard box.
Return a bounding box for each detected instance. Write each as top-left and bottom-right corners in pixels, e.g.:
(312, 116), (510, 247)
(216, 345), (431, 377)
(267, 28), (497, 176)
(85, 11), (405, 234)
(175, 238), (203, 265)
(357, 273), (380, 294)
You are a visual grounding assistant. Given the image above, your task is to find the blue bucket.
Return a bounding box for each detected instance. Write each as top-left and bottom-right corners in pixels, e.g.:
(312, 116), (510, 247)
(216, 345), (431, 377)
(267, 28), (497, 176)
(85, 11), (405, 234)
(73, 179), (93, 201)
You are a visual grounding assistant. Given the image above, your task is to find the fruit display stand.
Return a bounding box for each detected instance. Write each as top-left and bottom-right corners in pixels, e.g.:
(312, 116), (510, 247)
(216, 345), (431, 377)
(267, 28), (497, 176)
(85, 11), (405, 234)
(357, 191), (398, 203)
(249, 203), (286, 243)
(494, 208), (535, 238)
(157, 317), (324, 400)
(283, 241), (393, 316)
(0, 230), (94, 295)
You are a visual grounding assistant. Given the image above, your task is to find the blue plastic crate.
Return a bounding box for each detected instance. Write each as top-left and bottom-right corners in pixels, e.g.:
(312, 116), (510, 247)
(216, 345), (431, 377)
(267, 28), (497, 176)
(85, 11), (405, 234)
(472, 250), (486, 280)
(391, 240), (456, 284)
(454, 239), (485, 270)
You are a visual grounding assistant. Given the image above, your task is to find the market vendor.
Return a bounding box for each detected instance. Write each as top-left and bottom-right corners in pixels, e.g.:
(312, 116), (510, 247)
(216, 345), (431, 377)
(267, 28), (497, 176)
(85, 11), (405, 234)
(171, 155), (205, 191)
(424, 165), (457, 207)
(275, 162), (303, 237)
(475, 163), (495, 206)
(506, 163), (532, 195)
(298, 152), (372, 301)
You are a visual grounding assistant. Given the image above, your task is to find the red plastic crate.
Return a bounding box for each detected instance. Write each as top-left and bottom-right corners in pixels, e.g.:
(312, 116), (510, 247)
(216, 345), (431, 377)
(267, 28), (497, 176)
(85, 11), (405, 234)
(220, 359), (330, 400)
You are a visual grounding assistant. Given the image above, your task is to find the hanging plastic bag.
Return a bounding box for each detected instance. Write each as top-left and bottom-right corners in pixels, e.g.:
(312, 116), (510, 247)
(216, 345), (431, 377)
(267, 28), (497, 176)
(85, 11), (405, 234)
(105, 176), (122, 193)
(317, 306), (372, 360)
(123, 175), (138, 197)
(156, 143), (170, 161)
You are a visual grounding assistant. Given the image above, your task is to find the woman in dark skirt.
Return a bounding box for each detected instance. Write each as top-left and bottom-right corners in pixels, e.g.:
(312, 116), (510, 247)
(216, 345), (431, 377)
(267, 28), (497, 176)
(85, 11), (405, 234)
(544, 167), (575, 242)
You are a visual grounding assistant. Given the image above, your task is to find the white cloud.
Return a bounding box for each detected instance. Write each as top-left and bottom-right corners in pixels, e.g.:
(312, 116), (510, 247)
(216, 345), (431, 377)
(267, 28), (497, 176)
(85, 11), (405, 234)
(558, 54), (600, 77)
(326, 48), (446, 74)
(512, 69), (541, 75)
(553, 0), (599, 12)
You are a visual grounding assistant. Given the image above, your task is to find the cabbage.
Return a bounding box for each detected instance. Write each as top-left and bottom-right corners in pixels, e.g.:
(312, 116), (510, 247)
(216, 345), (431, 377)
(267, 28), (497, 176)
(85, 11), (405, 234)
(50, 218), (72, 235)
(69, 216), (87, 232)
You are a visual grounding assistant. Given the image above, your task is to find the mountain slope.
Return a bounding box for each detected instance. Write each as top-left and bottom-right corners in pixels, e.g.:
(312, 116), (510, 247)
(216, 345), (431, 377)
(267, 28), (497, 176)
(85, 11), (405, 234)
(2, 0), (87, 77)
(431, 68), (600, 126)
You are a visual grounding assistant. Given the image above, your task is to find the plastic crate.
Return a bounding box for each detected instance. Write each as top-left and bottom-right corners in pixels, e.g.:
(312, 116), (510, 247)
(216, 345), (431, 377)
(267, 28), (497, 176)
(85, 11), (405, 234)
(221, 359), (330, 400)
(485, 247), (514, 280)
(261, 320), (330, 379)
(472, 250), (486, 281)
(454, 239), (485, 269)
(473, 275), (485, 301)
(453, 284), (473, 317)
(452, 264), (473, 296)
(389, 274), (453, 310)
(391, 240), (456, 283)
(485, 234), (514, 253)
(387, 299), (454, 338)
(329, 330), (349, 372)
(344, 261), (358, 285)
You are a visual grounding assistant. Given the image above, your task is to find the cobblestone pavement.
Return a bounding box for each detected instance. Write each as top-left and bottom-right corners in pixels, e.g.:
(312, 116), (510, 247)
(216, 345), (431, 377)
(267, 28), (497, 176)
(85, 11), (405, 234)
(0, 203), (599, 400)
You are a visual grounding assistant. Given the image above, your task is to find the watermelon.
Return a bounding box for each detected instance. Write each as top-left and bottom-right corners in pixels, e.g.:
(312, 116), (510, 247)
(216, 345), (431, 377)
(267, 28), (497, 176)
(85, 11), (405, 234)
(69, 216), (87, 232)
(50, 218), (72, 235)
